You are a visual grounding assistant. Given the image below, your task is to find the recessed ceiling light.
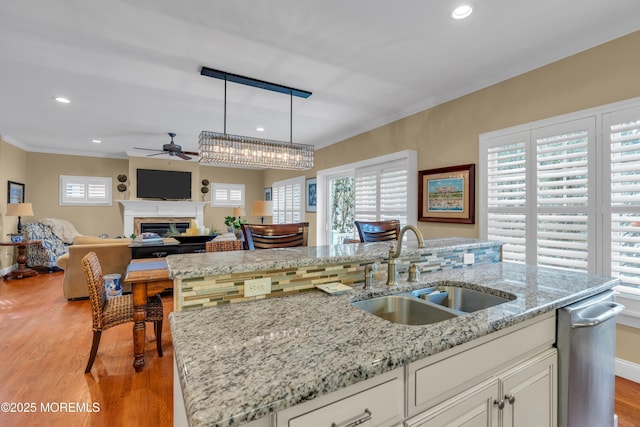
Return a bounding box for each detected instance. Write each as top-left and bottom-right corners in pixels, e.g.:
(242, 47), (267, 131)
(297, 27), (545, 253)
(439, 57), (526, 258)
(256, 127), (265, 132)
(91, 139), (102, 144)
(452, 4), (473, 20)
(53, 96), (71, 104)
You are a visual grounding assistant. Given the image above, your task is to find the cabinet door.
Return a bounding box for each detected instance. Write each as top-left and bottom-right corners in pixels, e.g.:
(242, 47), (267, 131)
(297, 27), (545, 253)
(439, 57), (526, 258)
(405, 379), (499, 427)
(500, 349), (557, 427)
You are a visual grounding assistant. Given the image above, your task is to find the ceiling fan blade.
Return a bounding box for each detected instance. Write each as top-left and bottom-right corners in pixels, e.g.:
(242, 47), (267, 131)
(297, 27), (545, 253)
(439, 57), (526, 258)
(177, 152), (192, 160)
(146, 152), (167, 157)
(183, 151), (199, 156)
(134, 147), (164, 152)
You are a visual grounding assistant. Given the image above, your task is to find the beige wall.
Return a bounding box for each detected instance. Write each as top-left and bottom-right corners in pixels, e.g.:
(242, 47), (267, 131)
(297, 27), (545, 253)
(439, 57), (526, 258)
(22, 152), (265, 237)
(0, 138), (28, 270)
(616, 324), (640, 365)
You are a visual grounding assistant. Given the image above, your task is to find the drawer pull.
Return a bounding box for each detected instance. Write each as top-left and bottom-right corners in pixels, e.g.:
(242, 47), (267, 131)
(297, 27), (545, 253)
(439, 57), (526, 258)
(505, 394), (516, 405)
(152, 251), (168, 258)
(493, 399), (505, 410)
(331, 408), (372, 427)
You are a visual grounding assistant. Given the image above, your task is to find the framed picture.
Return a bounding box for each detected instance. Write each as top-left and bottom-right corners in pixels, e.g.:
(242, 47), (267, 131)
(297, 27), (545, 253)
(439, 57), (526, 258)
(264, 187), (272, 201)
(418, 164), (475, 224)
(306, 178), (317, 212)
(7, 181), (25, 204)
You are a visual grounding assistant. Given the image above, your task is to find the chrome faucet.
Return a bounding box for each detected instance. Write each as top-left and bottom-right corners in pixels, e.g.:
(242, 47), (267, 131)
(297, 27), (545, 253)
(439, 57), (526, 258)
(386, 225), (425, 286)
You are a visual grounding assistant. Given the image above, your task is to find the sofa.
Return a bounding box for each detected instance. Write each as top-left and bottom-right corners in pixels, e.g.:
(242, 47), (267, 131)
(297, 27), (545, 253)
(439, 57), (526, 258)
(56, 236), (133, 300)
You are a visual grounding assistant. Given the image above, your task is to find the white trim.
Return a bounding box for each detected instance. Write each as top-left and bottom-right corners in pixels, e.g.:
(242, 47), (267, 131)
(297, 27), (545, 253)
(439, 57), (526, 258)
(615, 289), (640, 329)
(615, 358), (640, 384)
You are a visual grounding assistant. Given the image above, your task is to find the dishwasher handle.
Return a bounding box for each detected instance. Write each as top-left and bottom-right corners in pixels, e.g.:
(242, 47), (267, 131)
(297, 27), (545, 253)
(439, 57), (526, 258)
(571, 302), (624, 328)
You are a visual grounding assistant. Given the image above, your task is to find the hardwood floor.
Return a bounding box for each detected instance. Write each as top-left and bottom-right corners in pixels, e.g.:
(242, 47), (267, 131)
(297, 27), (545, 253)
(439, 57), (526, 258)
(0, 271), (173, 427)
(1, 271), (639, 426)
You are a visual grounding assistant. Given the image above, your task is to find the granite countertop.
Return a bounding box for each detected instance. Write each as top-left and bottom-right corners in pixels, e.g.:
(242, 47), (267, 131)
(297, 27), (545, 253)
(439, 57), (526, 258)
(165, 237), (498, 279)
(170, 261), (619, 427)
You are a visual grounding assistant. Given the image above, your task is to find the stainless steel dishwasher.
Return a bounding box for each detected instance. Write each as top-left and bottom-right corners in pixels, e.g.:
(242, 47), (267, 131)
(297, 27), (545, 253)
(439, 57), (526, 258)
(557, 290), (624, 427)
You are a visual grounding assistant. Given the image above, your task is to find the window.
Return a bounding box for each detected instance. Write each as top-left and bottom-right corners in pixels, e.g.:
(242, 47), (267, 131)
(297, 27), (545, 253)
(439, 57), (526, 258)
(59, 175), (112, 206)
(354, 159), (408, 224)
(210, 183), (245, 207)
(480, 99), (640, 289)
(271, 176), (304, 224)
(316, 150), (417, 245)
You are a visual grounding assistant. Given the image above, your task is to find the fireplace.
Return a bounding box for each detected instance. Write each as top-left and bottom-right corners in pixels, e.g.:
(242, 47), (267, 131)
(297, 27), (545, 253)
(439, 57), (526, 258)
(118, 201), (207, 236)
(138, 221), (190, 236)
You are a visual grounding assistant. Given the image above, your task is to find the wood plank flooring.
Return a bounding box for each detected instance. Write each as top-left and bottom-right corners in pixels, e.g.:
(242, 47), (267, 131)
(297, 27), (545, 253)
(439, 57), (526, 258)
(0, 271), (173, 427)
(1, 270), (639, 426)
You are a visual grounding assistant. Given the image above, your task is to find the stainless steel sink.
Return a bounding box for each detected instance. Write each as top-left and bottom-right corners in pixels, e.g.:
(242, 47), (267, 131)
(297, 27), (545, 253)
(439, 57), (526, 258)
(412, 285), (514, 313)
(352, 295), (458, 325)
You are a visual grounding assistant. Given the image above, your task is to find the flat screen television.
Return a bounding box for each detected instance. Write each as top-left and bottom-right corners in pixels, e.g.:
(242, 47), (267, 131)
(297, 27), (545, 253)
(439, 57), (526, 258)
(136, 169), (192, 200)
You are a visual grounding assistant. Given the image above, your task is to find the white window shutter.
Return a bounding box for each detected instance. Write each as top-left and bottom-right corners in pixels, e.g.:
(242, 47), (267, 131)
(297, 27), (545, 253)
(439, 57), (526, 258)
(605, 108), (640, 286)
(484, 133), (528, 264)
(354, 159), (408, 225)
(60, 175), (111, 206)
(533, 120), (594, 272)
(211, 183), (245, 207)
(271, 176), (304, 224)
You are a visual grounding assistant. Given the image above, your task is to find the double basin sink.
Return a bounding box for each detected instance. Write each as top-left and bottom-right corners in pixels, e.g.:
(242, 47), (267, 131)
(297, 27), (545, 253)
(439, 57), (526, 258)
(352, 281), (516, 325)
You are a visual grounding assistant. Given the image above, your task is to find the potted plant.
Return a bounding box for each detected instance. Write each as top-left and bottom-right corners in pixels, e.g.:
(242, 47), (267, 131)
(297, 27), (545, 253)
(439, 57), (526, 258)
(224, 216), (246, 240)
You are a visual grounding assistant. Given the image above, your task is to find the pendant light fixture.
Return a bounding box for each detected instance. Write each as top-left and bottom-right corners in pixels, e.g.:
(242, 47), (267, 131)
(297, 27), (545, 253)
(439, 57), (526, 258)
(198, 67), (314, 170)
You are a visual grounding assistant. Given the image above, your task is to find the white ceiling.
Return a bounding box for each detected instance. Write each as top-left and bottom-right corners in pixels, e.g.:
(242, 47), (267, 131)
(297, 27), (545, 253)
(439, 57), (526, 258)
(1, 0), (640, 161)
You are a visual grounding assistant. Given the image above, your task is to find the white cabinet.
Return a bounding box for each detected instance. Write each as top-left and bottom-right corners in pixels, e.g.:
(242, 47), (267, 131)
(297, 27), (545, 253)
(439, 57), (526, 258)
(276, 368), (404, 427)
(500, 350), (557, 427)
(405, 379), (499, 427)
(405, 349), (557, 427)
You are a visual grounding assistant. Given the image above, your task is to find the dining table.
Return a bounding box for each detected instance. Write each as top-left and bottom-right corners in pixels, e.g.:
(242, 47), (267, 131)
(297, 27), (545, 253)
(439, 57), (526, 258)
(123, 258), (173, 372)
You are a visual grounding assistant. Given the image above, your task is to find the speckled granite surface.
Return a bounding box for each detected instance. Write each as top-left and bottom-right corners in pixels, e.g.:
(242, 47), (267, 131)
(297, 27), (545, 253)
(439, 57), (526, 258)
(165, 237), (497, 279)
(170, 261), (619, 427)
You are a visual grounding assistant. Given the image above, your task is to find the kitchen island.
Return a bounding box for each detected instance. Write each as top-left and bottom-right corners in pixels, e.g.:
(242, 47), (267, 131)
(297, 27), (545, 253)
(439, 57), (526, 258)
(169, 242), (619, 427)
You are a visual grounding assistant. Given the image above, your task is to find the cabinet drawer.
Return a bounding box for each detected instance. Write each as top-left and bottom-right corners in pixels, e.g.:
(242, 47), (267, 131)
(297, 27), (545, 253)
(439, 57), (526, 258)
(277, 369), (404, 427)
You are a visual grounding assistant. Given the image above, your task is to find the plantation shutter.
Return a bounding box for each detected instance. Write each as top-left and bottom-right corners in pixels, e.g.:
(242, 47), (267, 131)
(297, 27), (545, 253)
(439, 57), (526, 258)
(354, 159), (408, 224)
(60, 175), (111, 206)
(272, 176), (303, 224)
(211, 184), (245, 207)
(533, 118), (595, 272)
(484, 132), (529, 264)
(604, 107), (640, 286)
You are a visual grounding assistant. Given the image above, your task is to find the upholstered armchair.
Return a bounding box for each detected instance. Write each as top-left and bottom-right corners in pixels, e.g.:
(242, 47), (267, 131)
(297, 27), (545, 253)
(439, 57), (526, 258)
(23, 222), (70, 270)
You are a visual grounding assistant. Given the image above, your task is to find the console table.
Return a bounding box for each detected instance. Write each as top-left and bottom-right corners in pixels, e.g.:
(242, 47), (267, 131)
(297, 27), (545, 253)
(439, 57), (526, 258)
(1, 240), (42, 280)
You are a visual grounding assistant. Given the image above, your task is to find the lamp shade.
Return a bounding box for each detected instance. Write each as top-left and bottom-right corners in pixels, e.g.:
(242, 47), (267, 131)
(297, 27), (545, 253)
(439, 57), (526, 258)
(252, 201), (273, 217)
(6, 202), (34, 217)
(233, 207), (246, 217)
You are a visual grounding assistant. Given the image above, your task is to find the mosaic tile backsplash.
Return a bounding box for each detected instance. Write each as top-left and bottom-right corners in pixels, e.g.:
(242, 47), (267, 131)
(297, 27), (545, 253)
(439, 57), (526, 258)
(172, 238), (502, 311)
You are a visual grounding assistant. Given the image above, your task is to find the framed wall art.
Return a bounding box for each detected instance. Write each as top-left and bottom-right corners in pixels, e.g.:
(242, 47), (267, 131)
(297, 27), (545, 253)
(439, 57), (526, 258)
(418, 164), (475, 224)
(264, 187), (272, 201)
(305, 178), (317, 212)
(8, 181), (25, 204)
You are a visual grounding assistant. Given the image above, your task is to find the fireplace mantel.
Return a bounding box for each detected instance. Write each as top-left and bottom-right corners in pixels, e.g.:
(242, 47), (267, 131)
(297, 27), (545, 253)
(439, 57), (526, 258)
(118, 200), (207, 236)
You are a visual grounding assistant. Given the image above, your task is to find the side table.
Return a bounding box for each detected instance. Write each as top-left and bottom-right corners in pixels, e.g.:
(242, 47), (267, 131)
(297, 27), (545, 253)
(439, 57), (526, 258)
(0, 240), (42, 280)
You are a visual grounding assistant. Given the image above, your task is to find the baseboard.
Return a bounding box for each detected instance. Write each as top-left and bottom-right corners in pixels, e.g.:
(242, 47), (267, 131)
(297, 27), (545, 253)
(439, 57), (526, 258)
(0, 264), (16, 277)
(616, 358), (640, 383)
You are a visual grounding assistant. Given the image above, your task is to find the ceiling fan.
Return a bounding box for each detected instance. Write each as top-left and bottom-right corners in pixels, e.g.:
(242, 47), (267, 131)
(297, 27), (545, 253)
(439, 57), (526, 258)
(135, 133), (198, 160)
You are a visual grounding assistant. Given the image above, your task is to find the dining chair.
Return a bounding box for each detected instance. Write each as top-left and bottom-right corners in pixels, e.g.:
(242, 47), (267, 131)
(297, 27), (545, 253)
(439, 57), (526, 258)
(82, 251), (164, 373)
(241, 223), (309, 250)
(354, 220), (401, 242)
(205, 239), (243, 252)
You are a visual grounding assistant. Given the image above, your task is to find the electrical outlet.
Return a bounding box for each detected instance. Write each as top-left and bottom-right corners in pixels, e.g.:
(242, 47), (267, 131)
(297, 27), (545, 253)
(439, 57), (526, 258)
(244, 277), (272, 297)
(463, 253), (475, 265)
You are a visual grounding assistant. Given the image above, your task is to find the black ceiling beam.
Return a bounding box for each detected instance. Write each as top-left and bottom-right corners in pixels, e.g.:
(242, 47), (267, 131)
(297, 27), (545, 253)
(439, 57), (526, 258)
(200, 66), (312, 99)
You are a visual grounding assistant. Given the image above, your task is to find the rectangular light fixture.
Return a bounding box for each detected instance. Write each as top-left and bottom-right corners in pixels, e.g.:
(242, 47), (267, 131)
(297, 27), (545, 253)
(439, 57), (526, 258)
(199, 131), (314, 170)
(198, 67), (314, 170)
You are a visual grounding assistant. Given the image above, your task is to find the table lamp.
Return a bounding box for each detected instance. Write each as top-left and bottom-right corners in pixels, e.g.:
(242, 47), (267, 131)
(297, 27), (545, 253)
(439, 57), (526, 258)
(252, 201), (272, 224)
(232, 207), (246, 222)
(6, 202), (34, 234)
